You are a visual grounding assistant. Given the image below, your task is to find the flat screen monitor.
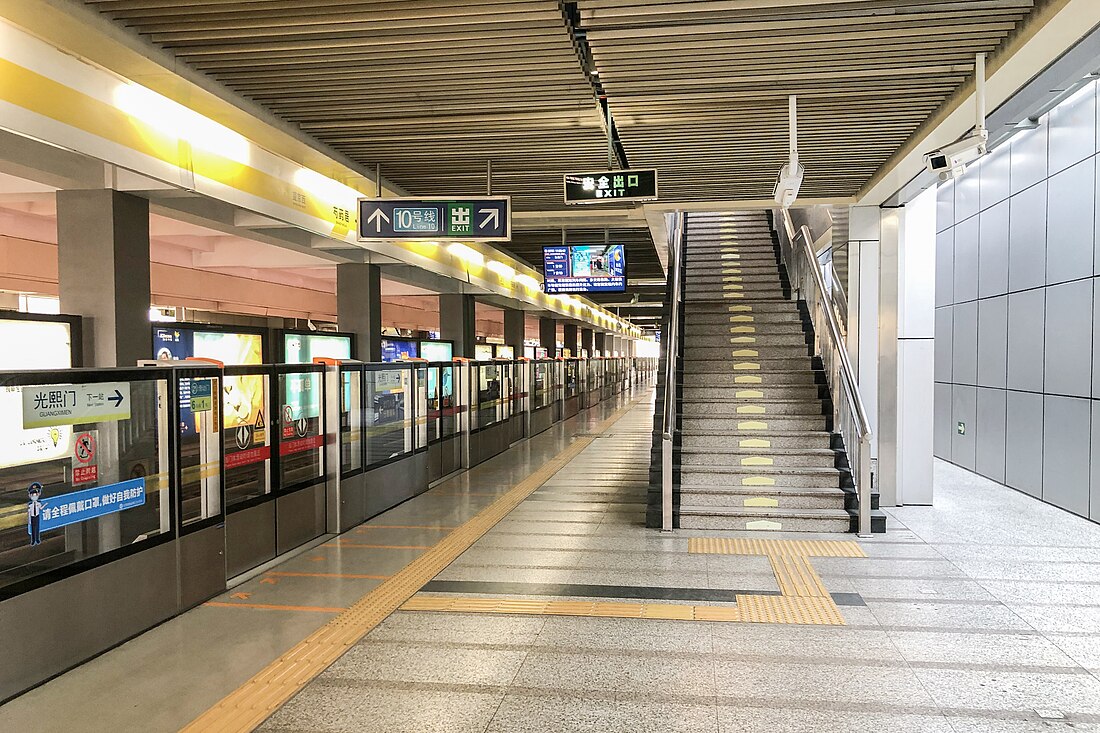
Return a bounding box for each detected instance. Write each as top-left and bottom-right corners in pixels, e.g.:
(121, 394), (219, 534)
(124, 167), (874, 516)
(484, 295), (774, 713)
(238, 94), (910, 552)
(542, 244), (626, 294)
(381, 338), (418, 362)
(284, 332), (353, 364)
(419, 340), (453, 362)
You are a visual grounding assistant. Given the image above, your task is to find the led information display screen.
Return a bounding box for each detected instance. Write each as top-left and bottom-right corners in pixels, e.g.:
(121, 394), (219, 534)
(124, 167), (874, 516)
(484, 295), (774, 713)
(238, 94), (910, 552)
(563, 169), (657, 205)
(543, 244), (626, 294)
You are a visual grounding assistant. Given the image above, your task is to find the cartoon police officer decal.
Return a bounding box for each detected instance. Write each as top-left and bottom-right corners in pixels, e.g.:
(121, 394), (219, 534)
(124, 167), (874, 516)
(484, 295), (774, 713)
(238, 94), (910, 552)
(27, 482), (46, 546)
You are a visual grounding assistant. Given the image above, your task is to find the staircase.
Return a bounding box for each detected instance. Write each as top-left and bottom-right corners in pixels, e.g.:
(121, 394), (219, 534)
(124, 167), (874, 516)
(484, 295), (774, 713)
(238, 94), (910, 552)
(677, 211), (852, 532)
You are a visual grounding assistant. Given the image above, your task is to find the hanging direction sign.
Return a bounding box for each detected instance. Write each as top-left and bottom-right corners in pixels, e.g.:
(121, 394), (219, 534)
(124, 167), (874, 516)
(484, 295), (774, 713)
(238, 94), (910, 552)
(22, 383), (131, 428)
(564, 169), (658, 205)
(357, 197), (511, 242)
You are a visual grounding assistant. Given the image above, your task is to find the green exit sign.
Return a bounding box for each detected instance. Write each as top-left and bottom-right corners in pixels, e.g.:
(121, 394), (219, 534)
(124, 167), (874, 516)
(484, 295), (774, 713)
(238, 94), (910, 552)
(563, 168), (658, 205)
(957, 422), (966, 435)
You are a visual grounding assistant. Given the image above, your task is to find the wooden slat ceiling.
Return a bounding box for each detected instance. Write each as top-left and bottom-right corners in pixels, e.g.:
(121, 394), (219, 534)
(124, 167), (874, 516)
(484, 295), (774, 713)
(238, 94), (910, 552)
(576, 0), (1042, 200)
(80, 0), (618, 212)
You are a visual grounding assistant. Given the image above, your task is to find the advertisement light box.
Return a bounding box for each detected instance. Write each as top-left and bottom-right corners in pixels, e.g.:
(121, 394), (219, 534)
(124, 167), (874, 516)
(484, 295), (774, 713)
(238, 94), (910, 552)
(543, 244), (626, 294)
(284, 333), (352, 364)
(419, 340), (453, 362)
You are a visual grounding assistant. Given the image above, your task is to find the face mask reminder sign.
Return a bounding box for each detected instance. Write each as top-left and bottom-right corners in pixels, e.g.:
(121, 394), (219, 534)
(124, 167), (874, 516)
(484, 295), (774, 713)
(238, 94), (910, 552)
(563, 169), (658, 205)
(21, 383), (130, 428)
(33, 478), (146, 535)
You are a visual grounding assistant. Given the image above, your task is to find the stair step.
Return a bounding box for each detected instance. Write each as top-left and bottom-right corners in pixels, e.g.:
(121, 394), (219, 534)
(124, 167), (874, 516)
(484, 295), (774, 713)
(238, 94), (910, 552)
(680, 385), (823, 401)
(683, 416), (829, 432)
(681, 371), (820, 386)
(679, 506), (851, 532)
(684, 345), (811, 359)
(681, 450), (837, 469)
(679, 486), (845, 510)
(684, 359), (817, 373)
(681, 431), (833, 450)
(684, 301), (799, 313)
(684, 334), (808, 347)
(682, 466), (839, 489)
(680, 400), (825, 417)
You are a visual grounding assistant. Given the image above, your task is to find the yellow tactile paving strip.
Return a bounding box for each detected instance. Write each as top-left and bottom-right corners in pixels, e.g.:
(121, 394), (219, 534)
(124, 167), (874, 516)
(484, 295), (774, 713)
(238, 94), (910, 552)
(400, 594), (844, 625)
(402, 538), (863, 629)
(180, 402), (637, 733)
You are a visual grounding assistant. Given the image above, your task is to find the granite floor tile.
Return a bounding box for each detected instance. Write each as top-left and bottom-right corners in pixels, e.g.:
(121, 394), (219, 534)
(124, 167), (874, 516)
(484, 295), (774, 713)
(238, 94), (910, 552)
(717, 706), (954, 733)
(865, 600), (1035, 631)
(486, 693), (719, 733)
(914, 667), (1100, 714)
(323, 641), (528, 687)
(512, 650), (715, 696)
(887, 629), (1080, 667)
(712, 659), (935, 707)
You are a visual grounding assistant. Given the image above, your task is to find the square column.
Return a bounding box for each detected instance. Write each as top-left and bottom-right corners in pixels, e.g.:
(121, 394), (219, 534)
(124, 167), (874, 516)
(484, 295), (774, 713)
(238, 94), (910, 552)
(57, 190), (150, 367)
(337, 263), (382, 362)
(504, 308), (526, 357)
(580, 328), (594, 357)
(594, 332), (607, 357)
(562, 324), (579, 357)
(440, 293), (476, 358)
(539, 317), (557, 357)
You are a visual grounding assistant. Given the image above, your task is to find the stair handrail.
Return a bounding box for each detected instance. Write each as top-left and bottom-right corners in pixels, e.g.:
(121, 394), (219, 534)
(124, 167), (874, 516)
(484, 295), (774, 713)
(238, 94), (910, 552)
(660, 211), (686, 531)
(778, 209), (874, 536)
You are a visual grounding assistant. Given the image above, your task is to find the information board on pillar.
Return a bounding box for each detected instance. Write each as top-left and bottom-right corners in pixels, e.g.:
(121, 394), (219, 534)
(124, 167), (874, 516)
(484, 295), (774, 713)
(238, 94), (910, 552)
(358, 197), (511, 242)
(563, 169), (658, 205)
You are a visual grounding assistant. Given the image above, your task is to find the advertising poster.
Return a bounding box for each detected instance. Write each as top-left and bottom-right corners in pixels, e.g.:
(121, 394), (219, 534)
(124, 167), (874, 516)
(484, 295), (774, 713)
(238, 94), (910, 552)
(419, 341), (453, 362)
(381, 338), (418, 362)
(285, 333), (352, 364)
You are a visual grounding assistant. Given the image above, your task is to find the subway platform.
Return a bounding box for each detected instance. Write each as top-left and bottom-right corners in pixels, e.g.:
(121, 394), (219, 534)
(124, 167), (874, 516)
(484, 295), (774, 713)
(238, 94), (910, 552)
(2, 386), (1100, 732)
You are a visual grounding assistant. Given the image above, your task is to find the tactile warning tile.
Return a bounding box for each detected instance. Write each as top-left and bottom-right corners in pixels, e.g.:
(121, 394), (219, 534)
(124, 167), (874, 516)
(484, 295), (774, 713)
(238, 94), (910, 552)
(401, 594), (844, 626)
(688, 537), (866, 558)
(180, 401), (639, 733)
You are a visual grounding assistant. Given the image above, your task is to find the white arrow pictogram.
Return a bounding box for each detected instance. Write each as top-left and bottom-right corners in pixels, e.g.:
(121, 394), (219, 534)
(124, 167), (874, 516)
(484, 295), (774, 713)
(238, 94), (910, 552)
(367, 208), (390, 233)
(478, 208), (500, 230)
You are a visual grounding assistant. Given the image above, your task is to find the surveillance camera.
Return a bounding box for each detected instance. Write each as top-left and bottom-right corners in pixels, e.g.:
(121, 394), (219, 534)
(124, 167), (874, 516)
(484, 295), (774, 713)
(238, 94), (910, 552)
(924, 130), (988, 182)
(773, 162), (805, 208)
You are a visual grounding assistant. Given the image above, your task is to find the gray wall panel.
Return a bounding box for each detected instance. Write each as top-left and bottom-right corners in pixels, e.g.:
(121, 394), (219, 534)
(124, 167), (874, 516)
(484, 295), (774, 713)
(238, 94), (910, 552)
(953, 216), (979, 303)
(955, 167), (981, 223)
(1095, 278), (1100, 398)
(1007, 288), (1046, 392)
(979, 146), (1012, 211)
(934, 382), (953, 459)
(1044, 278), (1094, 398)
(935, 306), (953, 383)
(936, 229), (954, 307)
(1005, 390), (1044, 498)
(1046, 159), (1096, 285)
(1008, 181), (1048, 293)
(975, 387), (1007, 483)
(1048, 84), (1097, 176)
(1042, 395), (1092, 517)
(977, 296), (1008, 388)
(951, 300), (978, 385)
(1092, 400), (1100, 521)
(1010, 124), (1048, 195)
(951, 385), (977, 469)
(979, 200), (1010, 298)
(937, 180), (955, 233)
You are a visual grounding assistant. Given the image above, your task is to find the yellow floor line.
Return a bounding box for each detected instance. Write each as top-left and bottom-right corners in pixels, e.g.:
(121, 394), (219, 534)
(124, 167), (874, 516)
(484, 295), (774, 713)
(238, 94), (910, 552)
(180, 399), (638, 733)
(687, 537), (866, 558)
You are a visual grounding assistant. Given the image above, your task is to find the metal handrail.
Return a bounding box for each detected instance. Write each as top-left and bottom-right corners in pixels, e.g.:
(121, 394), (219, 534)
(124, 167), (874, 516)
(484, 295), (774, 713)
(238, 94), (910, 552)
(777, 210), (874, 536)
(660, 211), (686, 531)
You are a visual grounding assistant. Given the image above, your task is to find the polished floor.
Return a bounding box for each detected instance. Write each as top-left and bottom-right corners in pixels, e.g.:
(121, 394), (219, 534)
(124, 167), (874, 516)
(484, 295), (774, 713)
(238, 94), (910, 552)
(3, 385), (1100, 732)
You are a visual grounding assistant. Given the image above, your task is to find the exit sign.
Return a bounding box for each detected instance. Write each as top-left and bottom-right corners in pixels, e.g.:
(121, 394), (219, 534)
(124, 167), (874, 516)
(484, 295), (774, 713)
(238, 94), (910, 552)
(563, 169), (658, 205)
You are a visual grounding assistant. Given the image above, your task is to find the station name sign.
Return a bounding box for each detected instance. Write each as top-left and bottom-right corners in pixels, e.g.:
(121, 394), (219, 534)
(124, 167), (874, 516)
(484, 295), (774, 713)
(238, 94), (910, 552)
(563, 168), (658, 205)
(358, 196), (511, 242)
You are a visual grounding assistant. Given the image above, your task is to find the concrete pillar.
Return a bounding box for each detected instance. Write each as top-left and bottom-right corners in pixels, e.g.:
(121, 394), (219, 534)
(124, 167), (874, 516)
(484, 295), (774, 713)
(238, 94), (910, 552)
(594, 332), (607, 357)
(57, 190), (150, 367)
(539, 317), (557, 358)
(504, 308), (525, 357)
(337, 263), (382, 362)
(439, 294), (476, 358)
(563, 323), (579, 357)
(580, 327), (594, 357)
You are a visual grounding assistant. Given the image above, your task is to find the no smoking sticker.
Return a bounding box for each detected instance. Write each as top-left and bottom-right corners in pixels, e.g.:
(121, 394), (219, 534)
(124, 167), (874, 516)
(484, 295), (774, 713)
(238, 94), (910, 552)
(73, 431), (98, 484)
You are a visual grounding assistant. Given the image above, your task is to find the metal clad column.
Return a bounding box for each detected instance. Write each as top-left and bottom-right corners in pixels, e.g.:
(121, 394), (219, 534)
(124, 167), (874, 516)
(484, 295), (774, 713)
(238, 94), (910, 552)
(539, 317), (558, 357)
(337, 263), (382, 362)
(57, 190), (151, 367)
(504, 308), (525, 357)
(594, 332), (607, 356)
(563, 324), (579, 357)
(440, 293), (476, 358)
(581, 327), (594, 356)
